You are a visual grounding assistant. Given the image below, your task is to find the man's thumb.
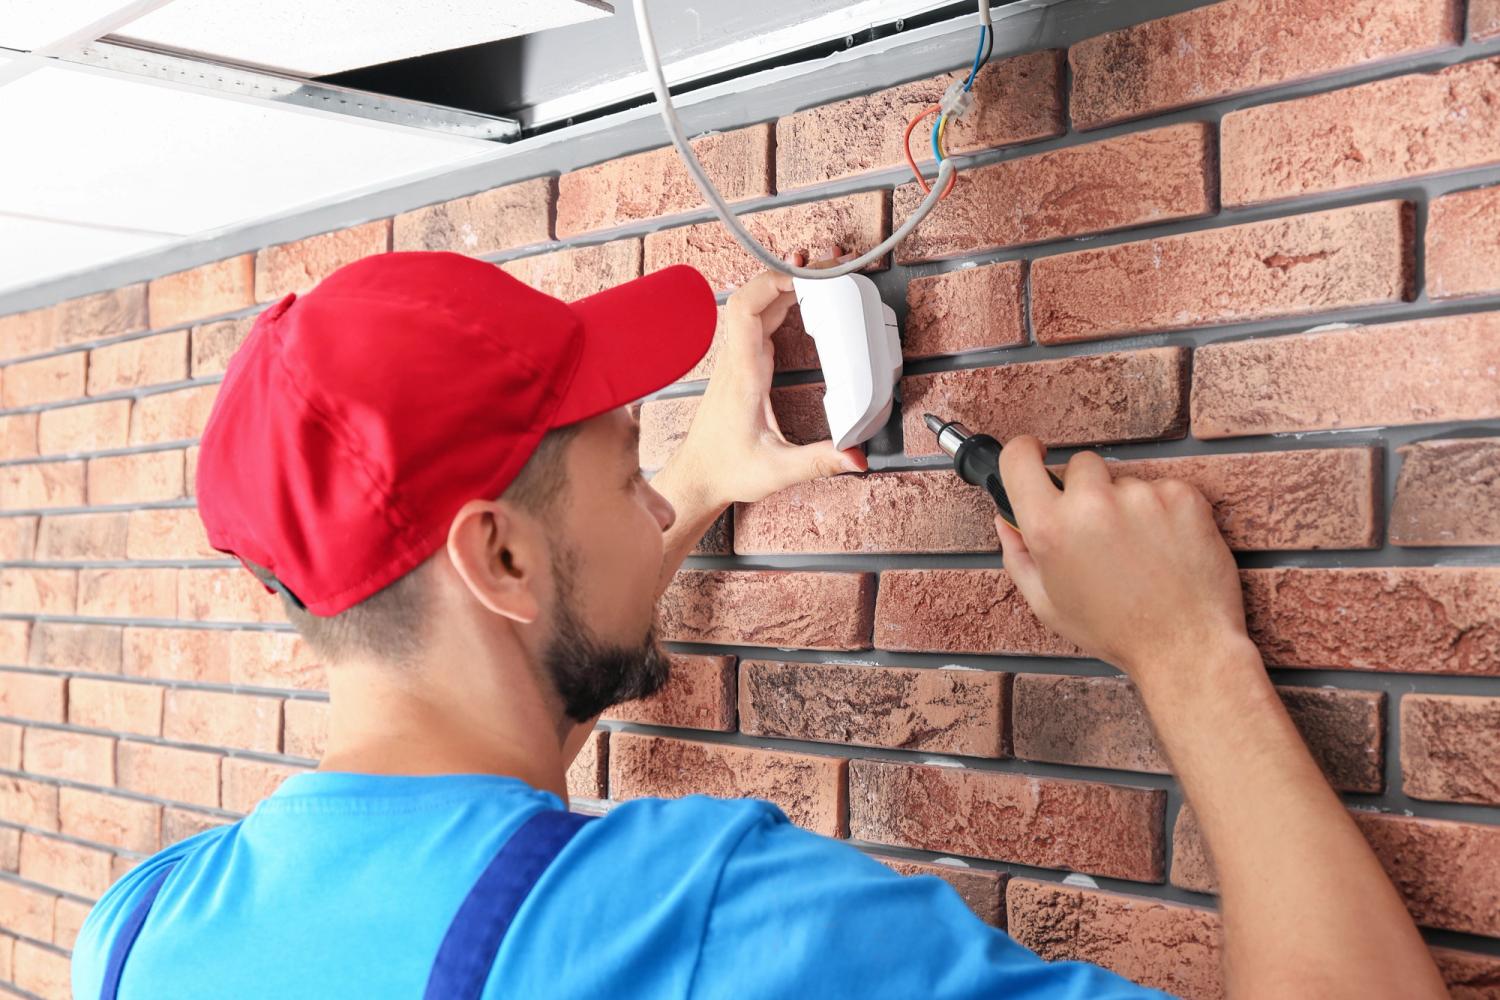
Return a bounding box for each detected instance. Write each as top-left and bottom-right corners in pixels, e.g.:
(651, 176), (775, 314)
(780, 440), (866, 483)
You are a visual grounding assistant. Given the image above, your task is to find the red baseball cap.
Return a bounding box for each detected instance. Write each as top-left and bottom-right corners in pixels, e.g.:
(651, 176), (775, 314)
(196, 251), (716, 616)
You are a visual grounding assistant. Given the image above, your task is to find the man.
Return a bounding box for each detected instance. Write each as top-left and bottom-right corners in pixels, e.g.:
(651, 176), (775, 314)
(72, 250), (1444, 999)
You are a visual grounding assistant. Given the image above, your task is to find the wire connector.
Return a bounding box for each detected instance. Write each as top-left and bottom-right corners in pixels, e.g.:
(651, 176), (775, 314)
(940, 79), (975, 119)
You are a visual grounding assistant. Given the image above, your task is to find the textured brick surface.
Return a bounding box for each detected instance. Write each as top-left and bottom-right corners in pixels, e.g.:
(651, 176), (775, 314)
(1427, 184), (1500, 300)
(117, 741), (220, 808)
(776, 51), (1063, 190)
(903, 260), (1026, 360)
(875, 568), (1077, 657)
(227, 630), (326, 690)
(22, 728), (113, 785)
(895, 123), (1214, 263)
(1068, 0), (1462, 130)
(0, 516), (36, 561)
(1031, 200), (1413, 344)
(1392, 437), (1500, 546)
(565, 729), (608, 800)
(640, 382), (829, 469)
(67, 678), (163, 737)
(28, 623), (121, 673)
(873, 855), (1007, 926)
(1192, 312), (1500, 438)
(163, 688), (281, 753)
(558, 125), (773, 237)
(609, 732), (847, 836)
(0, 285), (146, 360)
(148, 255), (255, 328)
(1401, 694), (1500, 805)
(1437, 948), (1500, 999)
(37, 399), (130, 454)
(87, 450), (185, 504)
(282, 698), (328, 759)
(254, 219), (389, 301)
(87, 330), (188, 395)
(603, 653), (736, 731)
(1476, 0), (1500, 38)
(0, 672), (64, 721)
(129, 384), (217, 445)
(1243, 567), (1500, 675)
(1006, 879), (1222, 1000)
(59, 785), (159, 853)
(221, 757), (304, 813)
(643, 192), (889, 291)
(125, 507), (216, 560)
(123, 627), (230, 684)
(162, 806), (227, 846)
(902, 347), (1189, 454)
(392, 176), (552, 255)
(14, 937), (72, 997)
(3, 353), (85, 408)
(0, 879), (54, 940)
(0, 569), (77, 616)
(658, 570), (874, 650)
(499, 239), (641, 300)
(190, 315), (255, 377)
(0, 413), (38, 460)
(1, 461), (85, 511)
(1223, 57), (1500, 205)
(53, 897), (91, 948)
(77, 567), (177, 618)
(740, 659), (1007, 757)
(35, 512), (126, 561)
(850, 760), (1164, 880)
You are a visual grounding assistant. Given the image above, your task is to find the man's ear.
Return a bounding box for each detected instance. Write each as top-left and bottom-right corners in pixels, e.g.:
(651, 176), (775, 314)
(446, 499), (543, 624)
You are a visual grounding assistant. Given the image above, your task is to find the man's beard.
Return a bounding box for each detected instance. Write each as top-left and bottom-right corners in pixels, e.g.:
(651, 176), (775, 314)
(542, 544), (671, 722)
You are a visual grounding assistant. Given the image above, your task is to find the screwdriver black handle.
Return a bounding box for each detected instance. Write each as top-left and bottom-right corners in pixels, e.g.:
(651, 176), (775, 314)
(954, 432), (1066, 533)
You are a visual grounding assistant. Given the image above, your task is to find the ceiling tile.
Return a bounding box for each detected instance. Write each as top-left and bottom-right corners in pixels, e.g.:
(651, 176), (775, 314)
(0, 215), (171, 295)
(0, 0), (141, 52)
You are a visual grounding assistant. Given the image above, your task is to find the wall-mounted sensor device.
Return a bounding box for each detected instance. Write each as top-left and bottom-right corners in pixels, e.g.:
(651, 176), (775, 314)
(793, 273), (902, 450)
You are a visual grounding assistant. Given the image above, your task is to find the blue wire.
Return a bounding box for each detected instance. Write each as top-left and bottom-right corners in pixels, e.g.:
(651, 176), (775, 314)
(936, 25), (990, 164)
(931, 115), (944, 163)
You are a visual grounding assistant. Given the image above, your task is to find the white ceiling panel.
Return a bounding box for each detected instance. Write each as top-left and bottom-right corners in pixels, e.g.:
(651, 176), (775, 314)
(0, 0), (142, 51)
(117, 0), (612, 76)
(0, 215), (170, 295)
(0, 64), (492, 236)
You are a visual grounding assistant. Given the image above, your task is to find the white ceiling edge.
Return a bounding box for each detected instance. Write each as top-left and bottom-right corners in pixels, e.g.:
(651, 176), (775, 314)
(0, 0), (173, 54)
(0, 215), (173, 295)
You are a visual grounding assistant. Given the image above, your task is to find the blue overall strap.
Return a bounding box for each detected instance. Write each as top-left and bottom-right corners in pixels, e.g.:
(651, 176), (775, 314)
(99, 861), (178, 1000)
(424, 809), (597, 1000)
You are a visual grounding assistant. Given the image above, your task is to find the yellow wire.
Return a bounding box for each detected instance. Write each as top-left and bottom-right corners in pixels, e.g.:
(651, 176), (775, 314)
(937, 113), (950, 160)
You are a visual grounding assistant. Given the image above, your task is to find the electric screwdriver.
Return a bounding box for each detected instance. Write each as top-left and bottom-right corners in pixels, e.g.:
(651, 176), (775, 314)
(925, 413), (1065, 533)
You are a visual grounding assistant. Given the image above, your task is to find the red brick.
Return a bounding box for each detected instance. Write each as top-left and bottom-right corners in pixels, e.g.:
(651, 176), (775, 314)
(0, 568), (77, 615)
(0, 621), (29, 664)
(1068, 0), (1462, 130)
(147, 255), (255, 328)
(690, 509), (733, 556)
(0, 284), (146, 359)
(500, 240), (641, 300)
(282, 698), (328, 759)
(227, 629), (325, 690)
(1245, 568), (1499, 676)
(68, 677), (163, 737)
(0, 514), (35, 561)
(186, 445), (199, 495)
(35, 512), (129, 560)
(558, 125), (773, 237)
(1007, 879), (1222, 1000)
(609, 732), (846, 837)
(254, 219), (390, 301)
(896, 123), (1214, 264)
(0, 775), (59, 830)
(87, 330), (188, 395)
(112, 854), (138, 884)
(640, 381), (828, 470)
(741, 659), (1007, 758)
(1428, 184), (1500, 300)
(776, 51), (1064, 190)
(678, 304), (818, 384)
(0, 933), (11, 981)
(1223, 57), (1500, 206)
(0, 879), (56, 941)
(0, 671), (65, 721)
(850, 759), (1164, 880)
(0, 828), (15, 871)
(221, 757), (304, 813)
(87, 449), (185, 504)
(52, 897), (90, 949)
(1401, 694), (1500, 805)
(565, 728), (607, 800)
(19, 831), (113, 898)
(1392, 438), (1500, 546)
(116, 740), (220, 808)
(658, 569), (874, 650)
(14, 939), (72, 999)
(643, 192), (890, 291)
(2, 353), (85, 407)
(162, 805), (228, 846)
(36, 398), (131, 454)
(0, 461), (86, 510)
(58, 786), (160, 853)
(28, 623), (122, 673)
(0, 720), (19, 767)
(1438, 949), (1500, 998)
(122, 627), (231, 684)
(903, 261), (1026, 360)
(77, 568), (178, 618)
(178, 568), (284, 623)
(1192, 313), (1500, 438)
(0, 412), (39, 460)
(603, 653), (735, 731)
(163, 688), (281, 753)
(392, 176), (553, 255)
(871, 855), (1007, 926)
(1030, 201), (1414, 344)
(901, 347), (1189, 454)
(22, 727), (114, 784)
(875, 568), (1077, 657)
(190, 316), (254, 378)
(1476, 0), (1500, 38)
(126, 506), (217, 559)
(129, 384), (218, 444)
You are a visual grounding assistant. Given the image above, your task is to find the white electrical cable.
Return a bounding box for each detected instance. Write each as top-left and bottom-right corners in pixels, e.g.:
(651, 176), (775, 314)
(632, 0), (964, 280)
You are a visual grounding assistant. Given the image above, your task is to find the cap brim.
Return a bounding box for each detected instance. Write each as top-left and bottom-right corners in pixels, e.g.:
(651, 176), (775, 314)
(551, 264), (717, 427)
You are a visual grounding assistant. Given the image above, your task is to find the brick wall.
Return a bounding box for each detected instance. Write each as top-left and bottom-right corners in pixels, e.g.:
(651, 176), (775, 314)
(3, 1), (1499, 996)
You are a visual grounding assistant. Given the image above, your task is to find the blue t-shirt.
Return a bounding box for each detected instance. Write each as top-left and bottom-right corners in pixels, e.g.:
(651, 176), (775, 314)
(72, 770), (1170, 999)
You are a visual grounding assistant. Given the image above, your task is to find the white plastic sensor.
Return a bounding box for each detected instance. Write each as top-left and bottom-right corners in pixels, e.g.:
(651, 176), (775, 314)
(793, 273), (902, 450)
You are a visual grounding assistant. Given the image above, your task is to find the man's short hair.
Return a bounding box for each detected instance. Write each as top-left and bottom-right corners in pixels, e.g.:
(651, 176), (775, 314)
(280, 424), (580, 664)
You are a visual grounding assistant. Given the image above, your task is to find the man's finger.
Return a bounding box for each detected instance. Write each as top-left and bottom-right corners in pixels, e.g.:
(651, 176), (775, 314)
(726, 268), (795, 325)
(995, 515), (1053, 621)
(998, 435), (1061, 530)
